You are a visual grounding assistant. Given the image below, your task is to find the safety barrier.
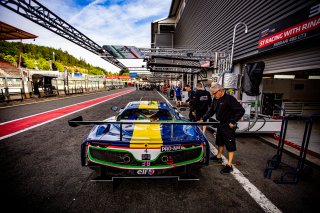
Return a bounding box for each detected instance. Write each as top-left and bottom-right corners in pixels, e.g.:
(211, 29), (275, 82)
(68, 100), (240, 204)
(0, 88), (24, 102)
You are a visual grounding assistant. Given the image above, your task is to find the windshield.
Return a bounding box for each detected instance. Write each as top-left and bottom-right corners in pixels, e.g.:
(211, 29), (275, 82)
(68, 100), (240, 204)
(119, 109), (173, 121)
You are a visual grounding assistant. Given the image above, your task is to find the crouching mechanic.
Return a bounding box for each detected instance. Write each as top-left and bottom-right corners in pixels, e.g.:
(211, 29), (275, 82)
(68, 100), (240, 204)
(199, 84), (245, 174)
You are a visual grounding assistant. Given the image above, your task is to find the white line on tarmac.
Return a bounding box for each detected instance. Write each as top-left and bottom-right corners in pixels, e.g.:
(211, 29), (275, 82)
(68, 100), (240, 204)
(0, 89), (114, 109)
(0, 89), (134, 141)
(208, 143), (282, 213)
(157, 91), (173, 107)
(157, 90), (282, 213)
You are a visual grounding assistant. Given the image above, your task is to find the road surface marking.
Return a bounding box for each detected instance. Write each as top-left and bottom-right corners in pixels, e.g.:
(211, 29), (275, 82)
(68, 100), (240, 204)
(157, 91), (173, 107)
(158, 91), (282, 213)
(208, 143), (282, 213)
(0, 89), (135, 141)
(0, 89), (110, 109)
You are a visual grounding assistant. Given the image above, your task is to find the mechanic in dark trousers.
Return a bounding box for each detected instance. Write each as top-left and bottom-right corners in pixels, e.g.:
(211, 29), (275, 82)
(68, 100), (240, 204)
(174, 83), (182, 107)
(199, 84), (245, 174)
(191, 82), (212, 132)
(184, 84), (196, 121)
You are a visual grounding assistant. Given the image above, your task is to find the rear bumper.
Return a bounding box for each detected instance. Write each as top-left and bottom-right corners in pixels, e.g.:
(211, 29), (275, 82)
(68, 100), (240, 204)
(84, 144), (206, 170)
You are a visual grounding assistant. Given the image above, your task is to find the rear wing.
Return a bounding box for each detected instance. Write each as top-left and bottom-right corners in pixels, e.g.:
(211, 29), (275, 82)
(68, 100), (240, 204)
(68, 116), (219, 140)
(68, 116), (219, 127)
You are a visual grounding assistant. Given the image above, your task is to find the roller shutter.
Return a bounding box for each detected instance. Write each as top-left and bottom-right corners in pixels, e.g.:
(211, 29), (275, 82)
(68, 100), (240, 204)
(245, 39), (320, 74)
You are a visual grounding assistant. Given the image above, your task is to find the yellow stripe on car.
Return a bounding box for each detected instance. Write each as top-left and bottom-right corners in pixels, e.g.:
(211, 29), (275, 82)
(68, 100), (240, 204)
(138, 101), (158, 109)
(130, 101), (163, 148)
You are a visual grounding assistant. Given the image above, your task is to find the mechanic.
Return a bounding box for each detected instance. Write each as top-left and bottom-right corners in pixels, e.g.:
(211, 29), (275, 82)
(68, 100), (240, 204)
(191, 82), (212, 132)
(184, 84), (196, 121)
(174, 83), (182, 107)
(200, 83), (245, 174)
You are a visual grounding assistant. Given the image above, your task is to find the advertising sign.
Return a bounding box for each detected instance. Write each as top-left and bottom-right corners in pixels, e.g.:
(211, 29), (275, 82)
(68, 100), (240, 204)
(258, 2), (320, 52)
(103, 45), (145, 59)
(200, 61), (211, 67)
(104, 76), (130, 79)
(73, 73), (82, 77)
(130, 72), (138, 78)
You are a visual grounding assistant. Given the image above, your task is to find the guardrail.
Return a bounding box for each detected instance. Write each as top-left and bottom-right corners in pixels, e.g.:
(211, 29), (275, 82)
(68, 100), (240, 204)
(0, 88), (24, 102)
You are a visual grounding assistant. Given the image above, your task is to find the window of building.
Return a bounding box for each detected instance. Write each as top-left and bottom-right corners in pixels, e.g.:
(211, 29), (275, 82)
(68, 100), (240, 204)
(159, 24), (175, 33)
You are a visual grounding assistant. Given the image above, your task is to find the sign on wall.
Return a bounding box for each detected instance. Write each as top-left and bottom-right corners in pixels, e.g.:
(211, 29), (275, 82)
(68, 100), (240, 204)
(258, 2), (320, 52)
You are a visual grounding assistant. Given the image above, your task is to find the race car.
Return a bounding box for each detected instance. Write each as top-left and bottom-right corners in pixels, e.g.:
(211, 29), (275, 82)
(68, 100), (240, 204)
(69, 101), (217, 178)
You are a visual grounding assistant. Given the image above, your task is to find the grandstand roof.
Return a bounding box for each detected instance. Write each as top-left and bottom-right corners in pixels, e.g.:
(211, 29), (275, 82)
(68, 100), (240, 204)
(0, 21), (38, 40)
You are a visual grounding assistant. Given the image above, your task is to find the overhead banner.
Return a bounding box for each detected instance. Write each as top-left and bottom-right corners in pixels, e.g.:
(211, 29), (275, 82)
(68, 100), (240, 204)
(103, 45), (144, 59)
(258, 2), (320, 52)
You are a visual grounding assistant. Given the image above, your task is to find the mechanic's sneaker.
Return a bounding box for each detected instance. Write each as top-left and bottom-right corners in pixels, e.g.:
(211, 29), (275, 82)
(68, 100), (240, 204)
(220, 165), (233, 174)
(210, 155), (223, 164)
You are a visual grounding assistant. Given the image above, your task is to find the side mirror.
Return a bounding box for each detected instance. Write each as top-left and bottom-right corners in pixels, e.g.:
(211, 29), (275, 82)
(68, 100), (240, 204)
(111, 106), (118, 112)
(179, 107), (187, 112)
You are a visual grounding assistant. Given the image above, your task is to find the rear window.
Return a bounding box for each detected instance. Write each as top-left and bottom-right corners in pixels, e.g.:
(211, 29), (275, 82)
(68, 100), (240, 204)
(119, 109), (173, 121)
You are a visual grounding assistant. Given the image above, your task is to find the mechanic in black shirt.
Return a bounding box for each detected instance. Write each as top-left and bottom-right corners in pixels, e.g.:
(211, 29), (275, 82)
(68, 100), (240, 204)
(191, 82), (212, 132)
(199, 83), (245, 174)
(184, 84), (196, 121)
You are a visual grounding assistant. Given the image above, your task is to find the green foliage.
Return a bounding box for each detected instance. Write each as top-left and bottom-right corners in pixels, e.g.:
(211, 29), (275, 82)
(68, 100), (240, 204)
(119, 68), (130, 76)
(3, 55), (16, 65)
(0, 40), (112, 75)
(21, 54), (35, 69)
(37, 58), (50, 70)
(52, 61), (64, 71)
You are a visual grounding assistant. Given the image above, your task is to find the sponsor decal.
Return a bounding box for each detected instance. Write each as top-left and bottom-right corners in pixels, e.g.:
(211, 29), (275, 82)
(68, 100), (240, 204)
(258, 3), (320, 52)
(142, 161), (151, 167)
(161, 145), (182, 152)
(142, 154), (151, 160)
(200, 96), (208, 101)
(136, 169), (155, 175)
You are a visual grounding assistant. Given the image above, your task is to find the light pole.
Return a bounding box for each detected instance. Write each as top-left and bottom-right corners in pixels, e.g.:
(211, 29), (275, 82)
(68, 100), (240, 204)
(230, 22), (248, 71)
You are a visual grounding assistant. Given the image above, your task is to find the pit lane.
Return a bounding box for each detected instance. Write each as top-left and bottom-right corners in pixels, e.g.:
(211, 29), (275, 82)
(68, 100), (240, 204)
(0, 88), (319, 212)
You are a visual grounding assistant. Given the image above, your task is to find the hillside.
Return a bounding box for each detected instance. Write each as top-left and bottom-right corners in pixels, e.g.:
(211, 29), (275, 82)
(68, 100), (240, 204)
(0, 41), (115, 76)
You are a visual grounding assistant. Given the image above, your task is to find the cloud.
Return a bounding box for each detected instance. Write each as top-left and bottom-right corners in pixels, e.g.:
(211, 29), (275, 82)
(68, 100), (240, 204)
(0, 0), (171, 72)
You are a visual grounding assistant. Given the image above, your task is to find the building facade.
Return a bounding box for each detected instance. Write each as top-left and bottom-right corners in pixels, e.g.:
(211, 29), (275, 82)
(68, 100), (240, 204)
(152, 0), (320, 115)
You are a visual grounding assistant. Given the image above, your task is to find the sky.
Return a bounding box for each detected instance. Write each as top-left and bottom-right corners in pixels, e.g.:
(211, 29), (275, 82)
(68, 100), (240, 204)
(0, 0), (172, 72)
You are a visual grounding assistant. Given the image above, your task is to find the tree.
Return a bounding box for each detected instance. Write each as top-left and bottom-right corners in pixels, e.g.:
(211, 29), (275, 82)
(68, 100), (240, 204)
(119, 68), (130, 76)
(21, 54), (35, 69)
(3, 55), (16, 65)
(0, 41), (111, 75)
(37, 58), (50, 70)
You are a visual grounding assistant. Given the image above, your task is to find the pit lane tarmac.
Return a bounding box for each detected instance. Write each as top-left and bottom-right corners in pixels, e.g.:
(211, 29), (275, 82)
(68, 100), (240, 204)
(0, 88), (319, 212)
